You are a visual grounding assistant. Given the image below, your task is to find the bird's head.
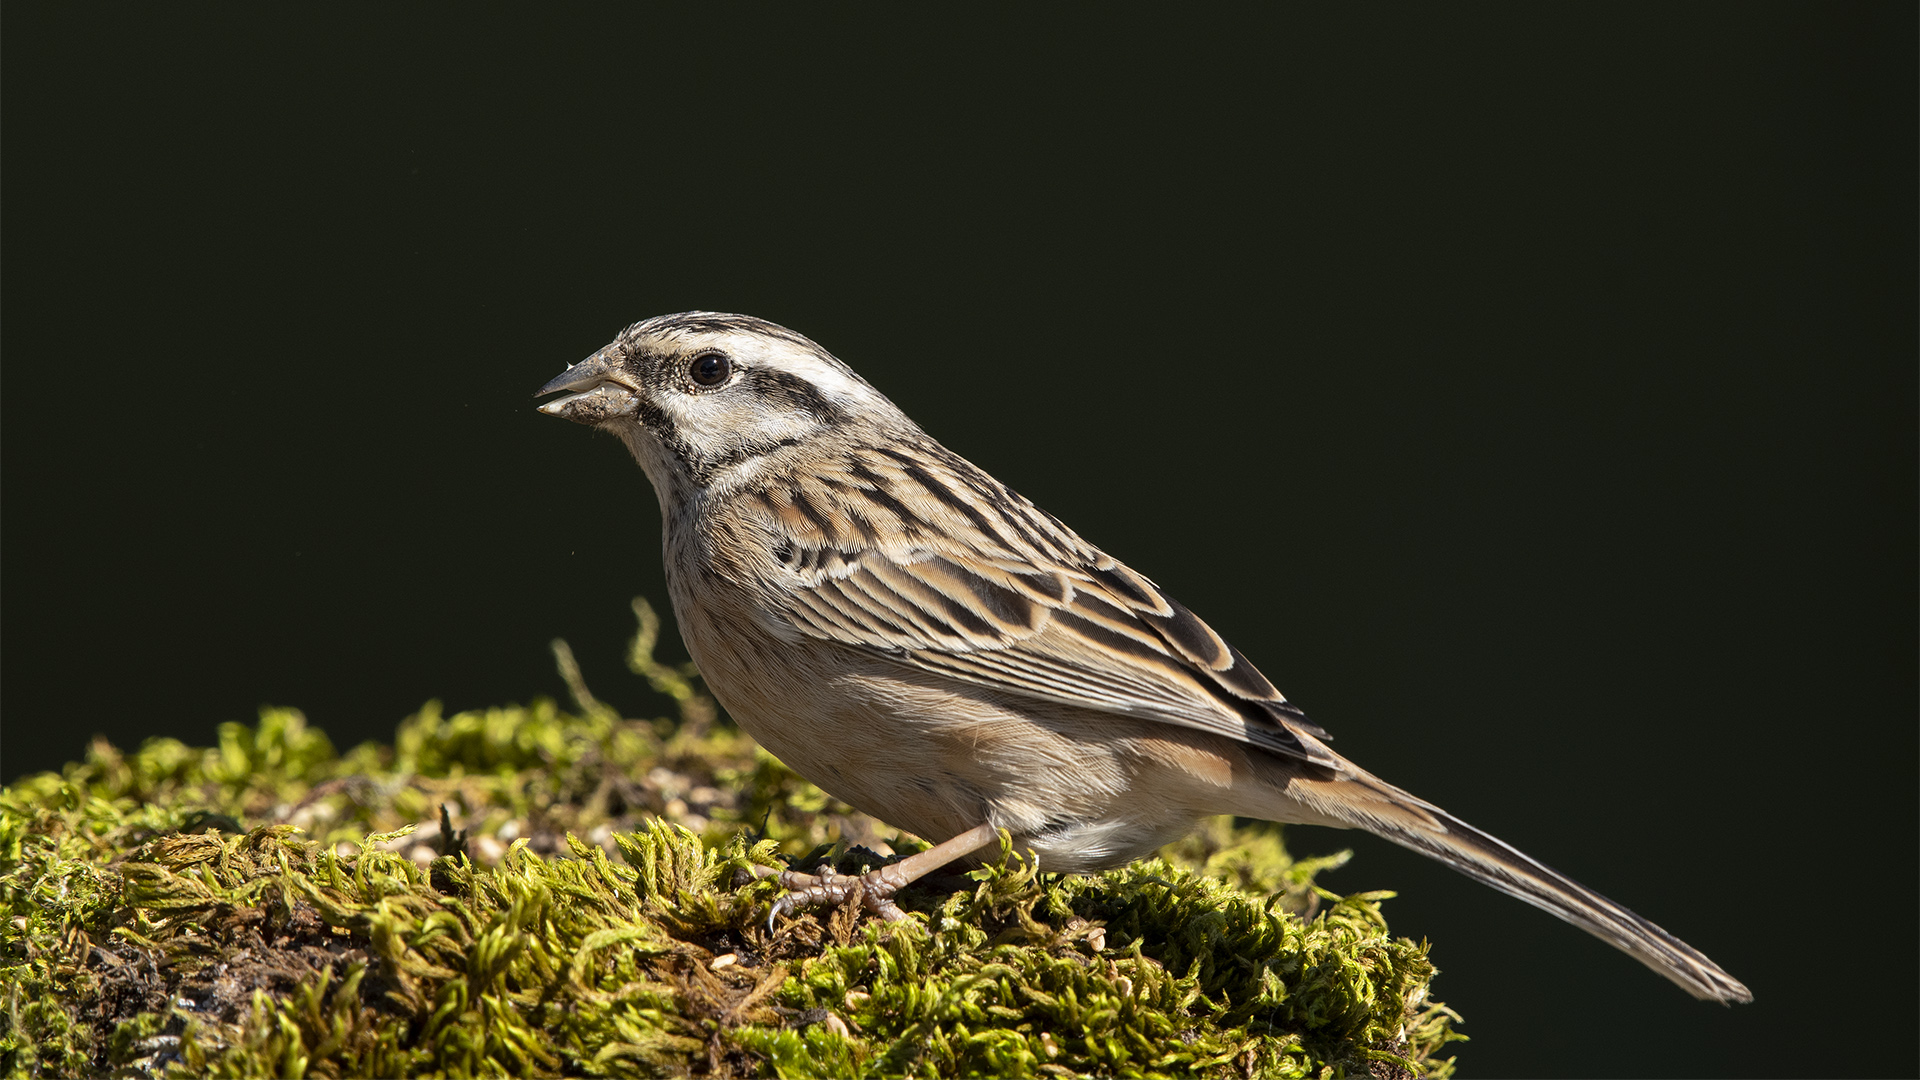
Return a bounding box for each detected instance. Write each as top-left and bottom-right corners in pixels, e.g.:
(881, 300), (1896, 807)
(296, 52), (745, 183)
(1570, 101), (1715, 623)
(536, 312), (903, 496)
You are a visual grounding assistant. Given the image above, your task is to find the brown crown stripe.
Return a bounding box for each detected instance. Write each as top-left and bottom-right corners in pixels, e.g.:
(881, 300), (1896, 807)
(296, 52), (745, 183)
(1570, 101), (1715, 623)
(626, 313), (842, 372)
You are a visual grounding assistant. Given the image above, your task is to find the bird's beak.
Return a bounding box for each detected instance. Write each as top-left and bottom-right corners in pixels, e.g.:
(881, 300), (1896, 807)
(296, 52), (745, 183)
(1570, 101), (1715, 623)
(535, 352), (640, 425)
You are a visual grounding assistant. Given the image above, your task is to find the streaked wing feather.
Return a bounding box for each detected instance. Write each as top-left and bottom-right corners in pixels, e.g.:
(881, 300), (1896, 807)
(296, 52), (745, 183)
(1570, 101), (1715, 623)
(755, 441), (1334, 764)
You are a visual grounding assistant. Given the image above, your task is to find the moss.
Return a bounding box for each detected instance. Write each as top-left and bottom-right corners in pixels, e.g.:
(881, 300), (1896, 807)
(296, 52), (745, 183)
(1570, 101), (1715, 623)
(0, 599), (1463, 1078)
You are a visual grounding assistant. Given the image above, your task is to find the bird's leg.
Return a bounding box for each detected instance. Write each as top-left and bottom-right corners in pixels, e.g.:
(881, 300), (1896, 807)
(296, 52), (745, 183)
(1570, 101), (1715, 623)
(759, 823), (1001, 928)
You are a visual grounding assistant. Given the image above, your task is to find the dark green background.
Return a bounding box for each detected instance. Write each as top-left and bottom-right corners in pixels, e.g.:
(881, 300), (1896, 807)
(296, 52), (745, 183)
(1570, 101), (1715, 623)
(5, 5), (1913, 1076)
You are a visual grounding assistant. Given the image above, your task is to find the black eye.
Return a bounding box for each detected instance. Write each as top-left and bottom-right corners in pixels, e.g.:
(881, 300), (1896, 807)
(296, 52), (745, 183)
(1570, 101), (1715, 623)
(689, 352), (732, 387)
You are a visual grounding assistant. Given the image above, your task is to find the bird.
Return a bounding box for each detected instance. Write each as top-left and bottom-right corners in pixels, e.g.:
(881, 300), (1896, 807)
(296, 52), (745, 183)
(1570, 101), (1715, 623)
(535, 311), (1751, 1005)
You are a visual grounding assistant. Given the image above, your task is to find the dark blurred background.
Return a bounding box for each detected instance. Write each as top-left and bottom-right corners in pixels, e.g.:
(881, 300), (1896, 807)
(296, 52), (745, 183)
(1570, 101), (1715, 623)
(5, 4), (1913, 1075)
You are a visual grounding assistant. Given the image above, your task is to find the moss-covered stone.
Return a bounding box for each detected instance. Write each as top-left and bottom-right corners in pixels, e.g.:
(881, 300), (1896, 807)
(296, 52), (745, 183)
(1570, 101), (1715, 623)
(0, 599), (1463, 1078)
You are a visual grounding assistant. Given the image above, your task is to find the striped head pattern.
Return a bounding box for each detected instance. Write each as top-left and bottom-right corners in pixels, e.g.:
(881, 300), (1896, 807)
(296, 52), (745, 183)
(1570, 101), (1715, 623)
(537, 312), (906, 497)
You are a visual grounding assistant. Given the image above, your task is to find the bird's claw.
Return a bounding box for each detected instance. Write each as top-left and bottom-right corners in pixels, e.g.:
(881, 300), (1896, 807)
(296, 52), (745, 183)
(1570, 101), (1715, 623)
(762, 861), (906, 932)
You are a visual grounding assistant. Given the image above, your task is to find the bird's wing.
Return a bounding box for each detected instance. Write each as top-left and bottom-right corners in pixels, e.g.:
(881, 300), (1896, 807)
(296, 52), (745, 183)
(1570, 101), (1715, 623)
(739, 442), (1336, 766)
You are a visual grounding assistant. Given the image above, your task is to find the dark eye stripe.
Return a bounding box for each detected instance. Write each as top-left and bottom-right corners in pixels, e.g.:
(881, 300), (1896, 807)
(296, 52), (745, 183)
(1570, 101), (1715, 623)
(745, 368), (846, 425)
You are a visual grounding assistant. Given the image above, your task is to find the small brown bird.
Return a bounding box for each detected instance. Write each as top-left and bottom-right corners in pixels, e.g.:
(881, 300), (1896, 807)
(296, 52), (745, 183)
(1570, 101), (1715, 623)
(537, 311), (1750, 1004)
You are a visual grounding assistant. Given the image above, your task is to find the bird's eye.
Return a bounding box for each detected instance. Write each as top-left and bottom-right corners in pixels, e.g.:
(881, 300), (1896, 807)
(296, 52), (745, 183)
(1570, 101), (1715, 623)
(689, 352), (732, 387)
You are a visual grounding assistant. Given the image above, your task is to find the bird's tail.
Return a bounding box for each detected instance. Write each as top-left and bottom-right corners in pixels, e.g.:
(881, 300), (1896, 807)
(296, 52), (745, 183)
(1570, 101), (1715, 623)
(1271, 764), (1752, 1004)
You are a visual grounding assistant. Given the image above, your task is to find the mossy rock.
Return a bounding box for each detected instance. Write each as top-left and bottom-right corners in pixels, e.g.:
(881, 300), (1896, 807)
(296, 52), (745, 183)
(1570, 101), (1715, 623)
(0, 600), (1464, 1078)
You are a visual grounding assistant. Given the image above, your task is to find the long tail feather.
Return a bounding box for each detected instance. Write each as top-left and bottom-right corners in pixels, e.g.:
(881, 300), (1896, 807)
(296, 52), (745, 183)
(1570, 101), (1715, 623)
(1282, 767), (1752, 1004)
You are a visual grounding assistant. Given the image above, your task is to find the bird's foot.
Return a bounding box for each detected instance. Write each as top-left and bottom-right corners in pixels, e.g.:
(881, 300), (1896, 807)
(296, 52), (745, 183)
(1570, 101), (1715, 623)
(754, 823), (1002, 932)
(754, 862), (907, 930)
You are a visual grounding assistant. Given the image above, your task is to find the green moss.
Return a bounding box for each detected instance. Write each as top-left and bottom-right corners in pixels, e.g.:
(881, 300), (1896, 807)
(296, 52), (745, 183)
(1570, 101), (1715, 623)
(0, 599), (1463, 1078)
